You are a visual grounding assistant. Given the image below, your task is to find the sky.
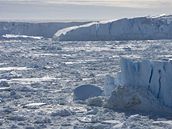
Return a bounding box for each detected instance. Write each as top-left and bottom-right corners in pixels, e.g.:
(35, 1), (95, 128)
(0, 0), (171, 21)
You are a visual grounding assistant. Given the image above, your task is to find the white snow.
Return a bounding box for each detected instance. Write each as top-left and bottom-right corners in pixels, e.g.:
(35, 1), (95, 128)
(54, 15), (172, 41)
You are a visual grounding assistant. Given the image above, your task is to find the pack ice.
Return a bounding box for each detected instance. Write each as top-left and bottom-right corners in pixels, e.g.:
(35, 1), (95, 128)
(115, 57), (172, 108)
(54, 15), (172, 41)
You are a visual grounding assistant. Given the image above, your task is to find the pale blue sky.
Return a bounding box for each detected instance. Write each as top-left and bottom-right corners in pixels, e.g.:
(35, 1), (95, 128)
(0, 0), (171, 21)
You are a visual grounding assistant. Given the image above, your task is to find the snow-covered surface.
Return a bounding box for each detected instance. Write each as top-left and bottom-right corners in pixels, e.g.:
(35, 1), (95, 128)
(0, 39), (172, 128)
(54, 15), (172, 41)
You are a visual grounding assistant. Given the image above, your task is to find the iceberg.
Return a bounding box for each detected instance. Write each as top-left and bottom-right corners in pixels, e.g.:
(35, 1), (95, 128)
(0, 21), (88, 39)
(119, 57), (172, 108)
(54, 15), (172, 41)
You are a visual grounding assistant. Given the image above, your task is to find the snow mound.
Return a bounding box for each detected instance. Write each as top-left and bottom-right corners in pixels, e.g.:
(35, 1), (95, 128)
(54, 15), (172, 41)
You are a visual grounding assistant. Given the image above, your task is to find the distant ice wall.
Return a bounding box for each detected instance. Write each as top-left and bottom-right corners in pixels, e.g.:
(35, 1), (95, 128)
(120, 57), (172, 108)
(0, 22), (88, 38)
(54, 15), (172, 41)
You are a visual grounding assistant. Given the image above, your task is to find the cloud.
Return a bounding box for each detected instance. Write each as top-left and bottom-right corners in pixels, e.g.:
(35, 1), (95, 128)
(1, 0), (172, 8)
(0, 0), (171, 21)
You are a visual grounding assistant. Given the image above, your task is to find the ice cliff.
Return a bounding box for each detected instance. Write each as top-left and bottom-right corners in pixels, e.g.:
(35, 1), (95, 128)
(119, 57), (172, 108)
(0, 22), (88, 39)
(54, 15), (172, 41)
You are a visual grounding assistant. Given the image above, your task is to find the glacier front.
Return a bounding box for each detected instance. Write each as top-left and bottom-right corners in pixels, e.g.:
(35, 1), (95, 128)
(54, 15), (172, 41)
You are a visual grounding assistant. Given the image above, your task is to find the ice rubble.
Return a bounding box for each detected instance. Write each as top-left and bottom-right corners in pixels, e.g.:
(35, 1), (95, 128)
(105, 57), (172, 113)
(54, 15), (172, 41)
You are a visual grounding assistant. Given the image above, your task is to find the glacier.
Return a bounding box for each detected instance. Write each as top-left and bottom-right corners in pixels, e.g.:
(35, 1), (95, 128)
(54, 15), (172, 41)
(117, 57), (172, 108)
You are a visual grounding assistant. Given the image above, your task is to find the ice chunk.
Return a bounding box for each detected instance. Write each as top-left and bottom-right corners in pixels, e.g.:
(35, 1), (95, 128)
(23, 103), (46, 109)
(73, 84), (103, 101)
(86, 96), (104, 107)
(7, 115), (26, 121)
(54, 15), (172, 41)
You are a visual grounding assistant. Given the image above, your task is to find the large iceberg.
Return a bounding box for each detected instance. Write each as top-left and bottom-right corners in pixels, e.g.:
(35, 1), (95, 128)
(118, 57), (172, 108)
(0, 21), (88, 39)
(54, 15), (172, 41)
